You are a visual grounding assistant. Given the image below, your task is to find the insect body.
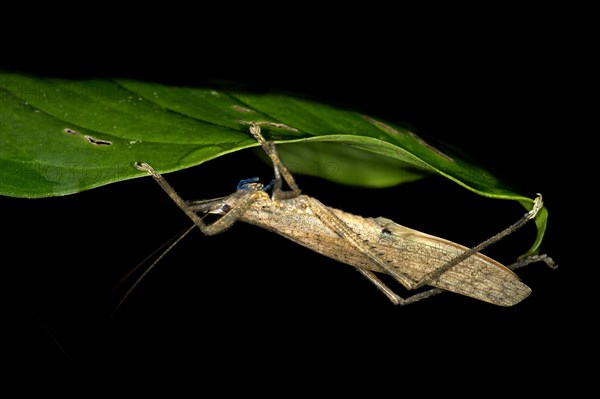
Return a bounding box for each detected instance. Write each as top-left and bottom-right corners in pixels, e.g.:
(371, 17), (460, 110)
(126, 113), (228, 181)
(237, 194), (532, 306)
(135, 122), (554, 306)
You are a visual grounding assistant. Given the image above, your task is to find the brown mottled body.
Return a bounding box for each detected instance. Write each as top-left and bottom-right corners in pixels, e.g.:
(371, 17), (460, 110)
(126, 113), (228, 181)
(133, 122), (551, 308)
(239, 193), (531, 306)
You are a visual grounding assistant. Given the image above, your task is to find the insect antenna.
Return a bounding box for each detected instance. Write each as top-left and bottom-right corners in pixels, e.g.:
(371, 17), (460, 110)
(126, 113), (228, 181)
(109, 224), (196, 318)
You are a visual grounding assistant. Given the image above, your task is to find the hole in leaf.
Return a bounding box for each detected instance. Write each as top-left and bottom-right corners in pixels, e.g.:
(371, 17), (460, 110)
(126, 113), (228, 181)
(84, 135), (112, 146)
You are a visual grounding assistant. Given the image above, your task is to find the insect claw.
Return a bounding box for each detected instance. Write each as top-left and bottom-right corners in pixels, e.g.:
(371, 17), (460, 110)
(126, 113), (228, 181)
(527, 193), (544, 220)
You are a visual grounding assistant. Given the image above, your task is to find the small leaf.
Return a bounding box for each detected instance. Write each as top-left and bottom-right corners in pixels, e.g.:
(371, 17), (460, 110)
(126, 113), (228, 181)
(259, 142), (430, 188)
(0, 71), (546, 253)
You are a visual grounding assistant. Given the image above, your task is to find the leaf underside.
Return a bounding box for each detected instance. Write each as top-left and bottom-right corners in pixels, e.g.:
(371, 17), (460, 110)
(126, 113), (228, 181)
(0, 71), (546, 255)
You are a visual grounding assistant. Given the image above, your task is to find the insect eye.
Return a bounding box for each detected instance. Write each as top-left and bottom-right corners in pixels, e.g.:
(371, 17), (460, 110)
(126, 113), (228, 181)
(221, 204), (232, 213)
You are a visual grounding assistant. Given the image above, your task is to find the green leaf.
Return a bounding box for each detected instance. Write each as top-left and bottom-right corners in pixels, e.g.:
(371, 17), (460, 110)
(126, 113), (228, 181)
(0, 71), (546, 255)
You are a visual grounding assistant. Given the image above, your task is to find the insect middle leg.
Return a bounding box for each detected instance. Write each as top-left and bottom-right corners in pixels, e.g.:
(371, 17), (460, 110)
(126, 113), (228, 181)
(249, 122), (301, 200)
(248, 123), (423, 297)
(247, 124), (430, 289)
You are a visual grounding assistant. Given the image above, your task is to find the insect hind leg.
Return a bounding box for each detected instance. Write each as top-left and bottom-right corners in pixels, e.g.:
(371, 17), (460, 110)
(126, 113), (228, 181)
(357, 253), (557, 306)
(506, 254), (558, 271)
(357, 269), (444, 305)
(411, 194), (546, 290)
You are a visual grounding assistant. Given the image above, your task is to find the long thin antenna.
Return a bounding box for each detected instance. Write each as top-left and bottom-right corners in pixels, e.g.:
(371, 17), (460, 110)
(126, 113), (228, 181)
(110, 224), (196, 318)
(27, 304), (73, 361)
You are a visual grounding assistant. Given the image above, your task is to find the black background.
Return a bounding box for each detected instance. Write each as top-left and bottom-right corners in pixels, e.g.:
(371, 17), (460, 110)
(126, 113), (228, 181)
(0, 12), (589, 388)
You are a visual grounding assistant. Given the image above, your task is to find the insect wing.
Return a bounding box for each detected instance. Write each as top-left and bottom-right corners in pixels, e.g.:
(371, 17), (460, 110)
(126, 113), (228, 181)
(371, 217), (531, 306)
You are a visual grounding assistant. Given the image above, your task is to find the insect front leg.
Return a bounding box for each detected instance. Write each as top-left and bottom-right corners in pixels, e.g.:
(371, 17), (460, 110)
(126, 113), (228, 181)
(135, 162), (261, 236)
(186, 197), (230, 213)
